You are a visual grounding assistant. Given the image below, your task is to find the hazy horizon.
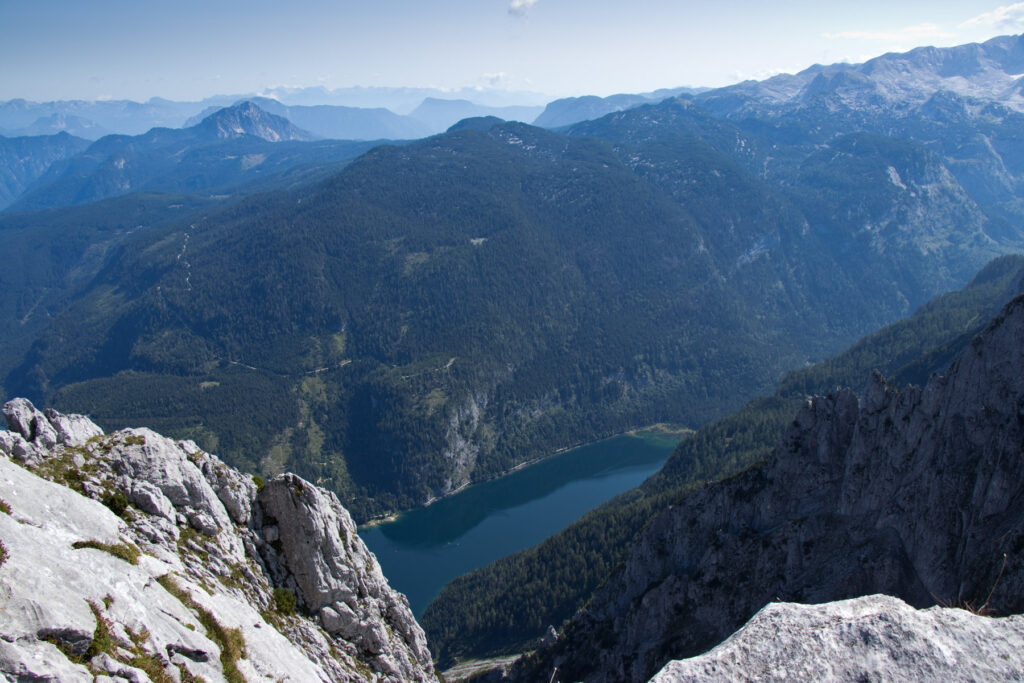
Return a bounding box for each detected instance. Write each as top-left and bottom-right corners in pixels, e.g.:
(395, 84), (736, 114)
(2, 1), (1023, 104)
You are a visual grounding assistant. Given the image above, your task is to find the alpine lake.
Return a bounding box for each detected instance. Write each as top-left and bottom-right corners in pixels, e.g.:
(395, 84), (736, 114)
(358, 431), (681, 616)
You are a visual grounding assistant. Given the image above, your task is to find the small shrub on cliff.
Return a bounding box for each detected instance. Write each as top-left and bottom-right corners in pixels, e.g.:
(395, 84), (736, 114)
(252, 475), (265, 492)
(0, 498), (10, 515)
(102, 491), (129, 517)
(273, 587), (297, 615)
(0, 540), (8, 567)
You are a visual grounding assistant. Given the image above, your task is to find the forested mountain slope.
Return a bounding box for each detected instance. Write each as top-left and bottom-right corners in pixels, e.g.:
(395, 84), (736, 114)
(4, 103), (1021, 521)
(421, 254), (1024, 664)
(0, 193), (223, 385)
(0, 132), (89, 209)
(510, 278), (1024, 682)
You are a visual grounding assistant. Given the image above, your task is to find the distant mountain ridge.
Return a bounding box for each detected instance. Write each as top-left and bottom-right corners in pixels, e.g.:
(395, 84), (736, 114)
(187, 97), (545, 140)
(0, 96), (234, 136)
(7, 102), (379, 212)
(3, 113), (110, 140)
(533, 35), (1024, 130)
(697, 34), (1024, 116)
(408, 98), (543, 134)
(0, 86), (552, 138)
(184, 97), (433, 141)
(0, 132), (90, 209)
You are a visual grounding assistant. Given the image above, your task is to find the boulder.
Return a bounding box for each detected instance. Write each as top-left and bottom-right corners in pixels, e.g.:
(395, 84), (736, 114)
(652, 595), (1024, 682)
(44, 408), (104, 447)
(108, 428), (233, 534)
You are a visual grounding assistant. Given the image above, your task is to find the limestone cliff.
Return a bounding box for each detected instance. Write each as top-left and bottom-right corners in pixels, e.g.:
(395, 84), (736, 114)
(514, 294), (1024, 682)
(0, 398), (437, 682)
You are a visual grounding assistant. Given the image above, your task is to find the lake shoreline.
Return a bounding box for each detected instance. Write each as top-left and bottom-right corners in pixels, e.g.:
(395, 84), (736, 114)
(358, 423), (690, 529)
(359, 432), (681, 615)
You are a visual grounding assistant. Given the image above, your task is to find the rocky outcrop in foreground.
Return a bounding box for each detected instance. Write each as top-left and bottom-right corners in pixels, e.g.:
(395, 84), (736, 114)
(651, 595), (1024, 682)
(514, 295), (1024, 682)
(0, 399), (436, 682)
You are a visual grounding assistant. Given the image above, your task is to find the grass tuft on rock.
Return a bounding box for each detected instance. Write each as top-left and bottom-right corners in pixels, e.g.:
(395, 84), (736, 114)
(72, 539), (140, 565)
(157, 574), (248, 683)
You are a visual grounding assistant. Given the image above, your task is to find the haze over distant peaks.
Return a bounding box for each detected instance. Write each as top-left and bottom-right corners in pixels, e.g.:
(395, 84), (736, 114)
(2, 113), (110, 140)
(7, 101), (375, 211)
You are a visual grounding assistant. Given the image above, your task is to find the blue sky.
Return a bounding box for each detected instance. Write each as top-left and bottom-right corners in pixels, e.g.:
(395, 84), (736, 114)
(2, 0), (1023, 102)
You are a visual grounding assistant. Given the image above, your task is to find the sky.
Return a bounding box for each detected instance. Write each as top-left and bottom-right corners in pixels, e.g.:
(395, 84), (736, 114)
(2, 0), (1024, 103)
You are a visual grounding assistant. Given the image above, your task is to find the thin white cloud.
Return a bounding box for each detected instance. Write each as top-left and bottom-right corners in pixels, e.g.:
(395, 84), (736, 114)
(508, 0), (539, 17)
(730, 67), (794, 82)
(824, 23), (954, 41)
(481, 72), (508, 87)
(960, 2), (1024, 31)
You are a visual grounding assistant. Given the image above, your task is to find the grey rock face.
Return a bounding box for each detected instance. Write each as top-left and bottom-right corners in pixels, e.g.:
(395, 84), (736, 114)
(258, 473), (436, 680)
(521, 295), (1024, 682)
(0, 398), (438, 683)
(109, 428), (234, 531)
(651, 595), (1024, 683)
(44, 407), (104, 446)
(0, 429), (37, 464)
(3, 397), (58, 449)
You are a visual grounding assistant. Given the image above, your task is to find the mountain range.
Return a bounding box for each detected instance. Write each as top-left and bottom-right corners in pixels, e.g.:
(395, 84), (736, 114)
(7, 102), (381, 212)
(4, 39), (1024, 522)
(696, 33), (1024, 117)
(0, 86), (551, 143)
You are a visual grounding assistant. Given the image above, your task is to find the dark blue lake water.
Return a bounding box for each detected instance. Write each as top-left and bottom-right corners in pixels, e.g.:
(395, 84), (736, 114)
(359, 432), (679, 616)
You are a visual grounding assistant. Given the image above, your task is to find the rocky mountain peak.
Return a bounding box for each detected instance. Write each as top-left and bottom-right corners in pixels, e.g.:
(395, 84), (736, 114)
(197, 100), (317, 142)
(0, 398), (436, 682)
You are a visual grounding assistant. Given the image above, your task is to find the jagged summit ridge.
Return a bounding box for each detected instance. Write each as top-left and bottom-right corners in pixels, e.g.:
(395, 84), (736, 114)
(698, 34), (1024, 115)
(0, 398), (436, 682)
